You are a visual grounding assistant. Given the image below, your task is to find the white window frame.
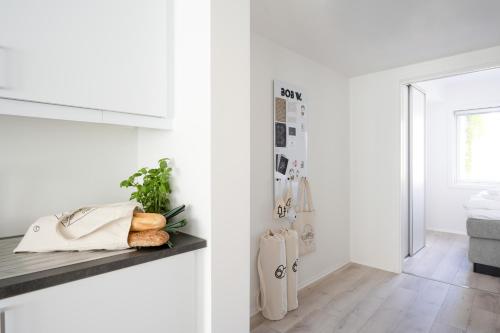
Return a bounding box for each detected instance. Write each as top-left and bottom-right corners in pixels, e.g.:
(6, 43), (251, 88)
(452, 106), (500, 188)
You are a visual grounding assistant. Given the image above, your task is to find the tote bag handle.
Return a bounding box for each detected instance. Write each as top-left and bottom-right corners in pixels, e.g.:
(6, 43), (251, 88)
(296, 178), (314, 212)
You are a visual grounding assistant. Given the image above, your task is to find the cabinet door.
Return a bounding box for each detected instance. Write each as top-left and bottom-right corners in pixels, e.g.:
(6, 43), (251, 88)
(0, 0), (169, 117)
(0, 252), (197, 333)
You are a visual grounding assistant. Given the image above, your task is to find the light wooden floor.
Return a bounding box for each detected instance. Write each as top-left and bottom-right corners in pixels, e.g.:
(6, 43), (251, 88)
(403, 230), (500, 294)
(252, 263), (500, 333)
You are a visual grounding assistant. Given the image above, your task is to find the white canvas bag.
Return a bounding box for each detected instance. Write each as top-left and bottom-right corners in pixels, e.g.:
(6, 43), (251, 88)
(273, 181), (297, 221)
(14, 202), (139, 253)
(293, 178), (316, 256)
(279, 228), (299, 311)
(257, 230), (287, 320)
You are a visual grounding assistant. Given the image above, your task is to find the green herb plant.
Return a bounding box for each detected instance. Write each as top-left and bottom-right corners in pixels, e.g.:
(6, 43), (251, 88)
(120, 158), (172, 214)
(120, 158), (188, 247)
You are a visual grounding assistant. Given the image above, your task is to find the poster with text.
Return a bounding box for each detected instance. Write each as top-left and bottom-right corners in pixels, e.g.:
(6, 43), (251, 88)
(273, 80), (308, 219)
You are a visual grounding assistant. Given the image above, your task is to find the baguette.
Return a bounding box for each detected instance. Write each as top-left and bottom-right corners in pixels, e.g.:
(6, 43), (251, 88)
(130, 212), (166, 231)
(128, 229), (170, 247)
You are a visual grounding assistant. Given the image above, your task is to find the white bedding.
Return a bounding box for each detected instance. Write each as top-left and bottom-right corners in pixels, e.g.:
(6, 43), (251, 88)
(465, 189), (500, 220)
(466, 208), (500, 220)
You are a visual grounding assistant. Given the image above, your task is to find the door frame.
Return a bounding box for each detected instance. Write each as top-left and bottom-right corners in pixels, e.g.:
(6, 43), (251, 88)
(399, 64), (500, 270)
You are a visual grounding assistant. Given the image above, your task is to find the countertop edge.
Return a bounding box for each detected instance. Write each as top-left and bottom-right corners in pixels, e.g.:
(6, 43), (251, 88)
(0, 232), (207, 300)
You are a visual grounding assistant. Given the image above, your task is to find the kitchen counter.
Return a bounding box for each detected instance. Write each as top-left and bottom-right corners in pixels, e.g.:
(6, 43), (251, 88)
(0, 232), (206, 300)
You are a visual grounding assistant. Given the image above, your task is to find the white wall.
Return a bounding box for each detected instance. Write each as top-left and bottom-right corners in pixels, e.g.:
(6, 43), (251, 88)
(137, 1), (211, 332)
(350, 45), (500, 273)
(211, 0), (250, 331)
(138, 1), (250, 332)
(250, 34), (350, 316)
(419, 69), (500, 235)
(0, 115), (137, 237)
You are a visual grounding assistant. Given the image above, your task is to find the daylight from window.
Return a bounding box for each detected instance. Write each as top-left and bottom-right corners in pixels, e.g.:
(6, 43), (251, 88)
(457, 110), (500, 184)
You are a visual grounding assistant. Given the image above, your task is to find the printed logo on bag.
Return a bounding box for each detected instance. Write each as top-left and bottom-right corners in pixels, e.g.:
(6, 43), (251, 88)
(277, 204), (287, 219)
(301, 224), (315, 245)
(56, 207), (97, 227)
(292, 259), (298, 272)
(275, 265), (286, 279)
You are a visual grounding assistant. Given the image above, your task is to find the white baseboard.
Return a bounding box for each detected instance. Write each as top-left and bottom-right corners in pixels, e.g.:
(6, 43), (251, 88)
(426, 228), (467, 236)
(351, 259), (402, 274)
(297, 261), (350, 290)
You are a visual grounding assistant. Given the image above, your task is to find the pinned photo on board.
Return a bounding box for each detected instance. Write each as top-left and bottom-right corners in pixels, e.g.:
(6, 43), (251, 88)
(277, 154), (289, 175)
(275, 122), (287, 147)
(275, 97), (286, 122)
(287, 101), (298, 123)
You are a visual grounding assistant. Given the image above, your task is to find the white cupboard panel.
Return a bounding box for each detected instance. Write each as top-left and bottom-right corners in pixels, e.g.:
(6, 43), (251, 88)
(0, 252), (197, 333)
(0, 0), (169, 118)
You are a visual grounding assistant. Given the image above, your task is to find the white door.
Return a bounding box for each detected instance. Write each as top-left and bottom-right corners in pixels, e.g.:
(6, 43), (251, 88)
(409, 85), (426, 255)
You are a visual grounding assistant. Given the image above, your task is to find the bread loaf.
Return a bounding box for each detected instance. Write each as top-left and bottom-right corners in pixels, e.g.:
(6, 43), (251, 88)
(128, 230), (170, 247)
(130, 212), (166, 231)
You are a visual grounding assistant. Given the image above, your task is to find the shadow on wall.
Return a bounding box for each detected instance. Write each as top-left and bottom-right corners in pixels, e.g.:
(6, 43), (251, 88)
(0, 115), (138, 237)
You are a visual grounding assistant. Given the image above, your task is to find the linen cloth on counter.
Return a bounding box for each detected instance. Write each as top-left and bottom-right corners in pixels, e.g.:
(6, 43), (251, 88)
(14, 202), (140, 253)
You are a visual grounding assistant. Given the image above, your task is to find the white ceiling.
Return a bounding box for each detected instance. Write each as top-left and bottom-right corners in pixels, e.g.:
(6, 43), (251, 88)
(251, 0), (500, 77)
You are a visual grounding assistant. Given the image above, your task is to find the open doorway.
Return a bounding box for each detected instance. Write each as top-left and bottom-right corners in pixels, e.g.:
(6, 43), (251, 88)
(402, 67), (500, 293)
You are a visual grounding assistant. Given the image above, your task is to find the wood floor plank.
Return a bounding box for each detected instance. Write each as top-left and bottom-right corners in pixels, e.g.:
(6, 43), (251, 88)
(286, 309), (341, 333)
(265, 265), (376, 333)
(332, 295), (386, 333)
(432, 236), (467, 282)
(416, 278), (450, 307)
(404, 231), (500, 295)
(323, 269), (393, 319)
(434, 285), (476, 331)
(430, 322), (465, 333)
(255, 257), (500, 333)
(410, 232), (455, 278)
(393, 300), (441, 333)
(265, 289), (332, 333)
(358, 286), (418, 333)
(472, 291), (500, 314)
(465, 308), (497, 333)
(251, 324), (281, 333)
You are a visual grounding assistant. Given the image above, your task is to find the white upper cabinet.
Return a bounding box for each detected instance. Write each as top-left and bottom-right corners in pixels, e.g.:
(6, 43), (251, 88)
(0, 0), (171, 128)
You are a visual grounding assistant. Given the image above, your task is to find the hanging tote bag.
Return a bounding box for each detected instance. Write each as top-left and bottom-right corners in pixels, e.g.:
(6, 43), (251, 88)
(14, 202), (139, 252)
(257, 230), (287, 320)
(279, 228), (299, 311)
(273, 181), (297, 221)
(293, 178), (316, 256)
(273, 197), (287, 220)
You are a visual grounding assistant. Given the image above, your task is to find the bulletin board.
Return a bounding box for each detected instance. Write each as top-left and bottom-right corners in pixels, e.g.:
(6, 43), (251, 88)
(273, 80), (308, 219)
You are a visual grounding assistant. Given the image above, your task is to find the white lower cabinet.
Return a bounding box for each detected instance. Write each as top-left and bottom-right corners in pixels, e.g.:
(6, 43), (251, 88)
(0, 252), (196, 333)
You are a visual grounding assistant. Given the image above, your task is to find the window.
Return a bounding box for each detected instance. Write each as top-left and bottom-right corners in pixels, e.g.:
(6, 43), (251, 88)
(455, 108), (500, 184)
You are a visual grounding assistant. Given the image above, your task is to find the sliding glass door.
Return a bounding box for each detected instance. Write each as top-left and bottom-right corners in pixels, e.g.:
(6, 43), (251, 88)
(409, 85), (426, 256)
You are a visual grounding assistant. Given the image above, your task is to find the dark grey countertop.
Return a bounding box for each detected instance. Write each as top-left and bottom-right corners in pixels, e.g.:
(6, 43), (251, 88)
(0, 232), (206, 300)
